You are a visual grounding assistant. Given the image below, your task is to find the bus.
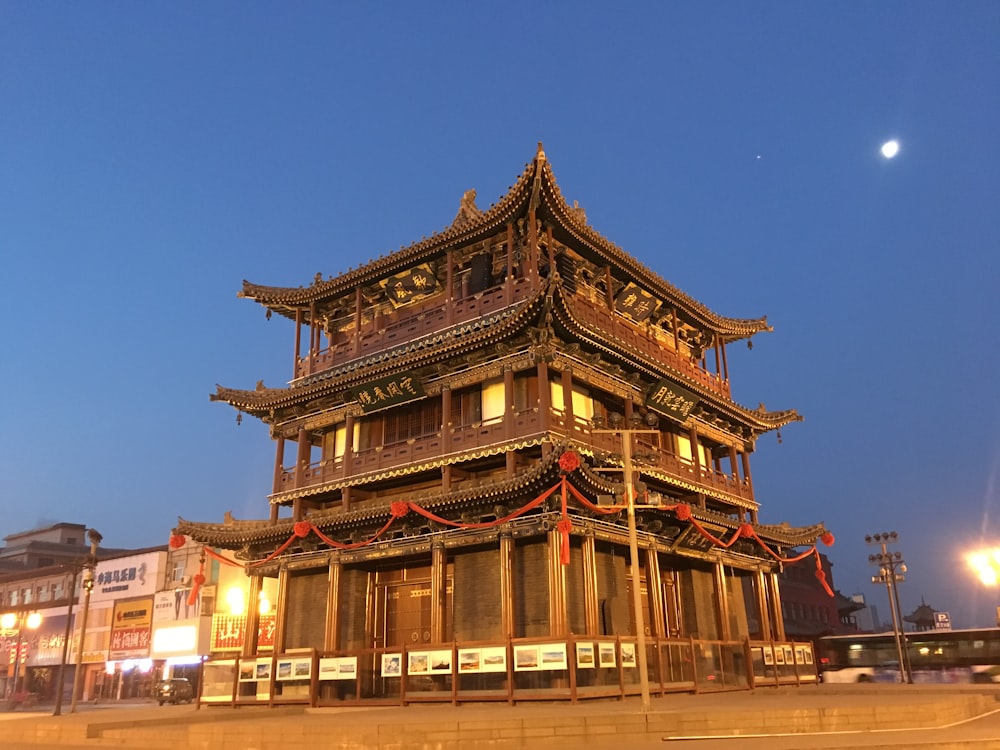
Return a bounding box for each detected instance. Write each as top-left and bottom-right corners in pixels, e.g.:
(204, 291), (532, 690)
(818, 628), (1000, 684)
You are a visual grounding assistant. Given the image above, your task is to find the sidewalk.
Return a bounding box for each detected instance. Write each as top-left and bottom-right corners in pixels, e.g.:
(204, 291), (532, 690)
(3, 684), (1000, 749)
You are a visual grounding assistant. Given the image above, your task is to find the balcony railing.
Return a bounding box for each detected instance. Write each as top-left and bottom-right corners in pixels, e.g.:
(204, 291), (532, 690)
(568, 287), (731, 398)
(274, 409), (545, 498)
(295, 278), (536, 380)
(273, 409), (750, 508)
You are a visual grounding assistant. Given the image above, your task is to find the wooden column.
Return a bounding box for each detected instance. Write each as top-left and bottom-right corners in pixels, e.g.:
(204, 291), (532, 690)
(720, 337), (729, 381)
(505, 223), (515, 304)
(672, 308), (680, 352)
(582, 533), (599, 635)
(441, 386), (452, 442)
(713, 333), (721, 379)
(325, 557), (341, 651)
(546, 226), (556, 272)
(445, 250), (455, 325)
(755, 570), (772, 641)
(342, 415), (355, 479)
(431, 541), (446, 644)
(499, 532), (515, 638)
(537, 357), (551, 446)
(273, 566), (290, 653)
(309, 302), (318, 375)
(604, 267), (614, 310)
(241, 574), (263, 657)
(271, 437), (285, 523)
(741, 452), (757, 522)
(527, 209), (538, 282)
(728, 445), (740, 482)
(504, 367), (515, 439)
(293, 428), (310, 521)
(504, 366), (516, 477)
(768, 572), (785, 641)
(714, 561), (732, 641)
(293, 307), (303, 376)
(547, 528), (567, 637)
(353, 287), (362, 357)
(272, 437), (286, 494)
(645, 548), (665, 637)
(561, 367), (574, 434)
(688, 426), (701, 480)
(441, 386), (452, 493)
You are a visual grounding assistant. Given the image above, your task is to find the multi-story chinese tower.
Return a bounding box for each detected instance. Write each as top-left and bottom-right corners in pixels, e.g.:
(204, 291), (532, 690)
(178, 145), (830, 702)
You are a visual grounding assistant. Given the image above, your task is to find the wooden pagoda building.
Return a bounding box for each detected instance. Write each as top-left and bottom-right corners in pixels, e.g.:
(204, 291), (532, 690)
(177, 145), (831, 701)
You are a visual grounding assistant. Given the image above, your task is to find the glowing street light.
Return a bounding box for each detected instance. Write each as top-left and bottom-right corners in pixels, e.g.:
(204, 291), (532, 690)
(966, 549), (1000, 587)
(2, 610), (42, 699)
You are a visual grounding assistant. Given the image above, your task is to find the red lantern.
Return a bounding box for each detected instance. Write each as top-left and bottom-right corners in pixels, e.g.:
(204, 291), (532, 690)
(558, 451), (580, 473)
(293, 521), (311, 538)
(168, 534), (186, 549)
(820, 531), (835, 546)
(556, 519), (573, 565)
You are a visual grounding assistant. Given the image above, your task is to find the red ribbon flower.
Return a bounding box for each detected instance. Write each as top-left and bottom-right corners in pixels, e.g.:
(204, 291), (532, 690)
(558, 451), (580, 473)
(390, 501), (410, 518)
(675, 504), (692, 521)
(293, 521), (312, 538)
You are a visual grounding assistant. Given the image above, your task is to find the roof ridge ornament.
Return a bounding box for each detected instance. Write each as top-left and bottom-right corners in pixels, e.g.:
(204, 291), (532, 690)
(450, 188), (482, 229)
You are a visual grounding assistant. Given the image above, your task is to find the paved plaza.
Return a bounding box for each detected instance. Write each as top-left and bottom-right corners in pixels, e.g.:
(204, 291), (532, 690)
(3, 684), (1000, 749)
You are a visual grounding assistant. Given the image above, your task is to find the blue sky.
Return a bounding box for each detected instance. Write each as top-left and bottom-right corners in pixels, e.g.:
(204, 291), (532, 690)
(2, 3), (998, 628)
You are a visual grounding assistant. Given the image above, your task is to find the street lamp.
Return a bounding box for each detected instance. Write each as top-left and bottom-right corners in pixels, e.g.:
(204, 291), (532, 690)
(592, 410), (660, 713)
(1, 610), (42, 699)
(70, 528), (102, 713)
(866, 531), (912, 684)
(965, 548), (1000, 625)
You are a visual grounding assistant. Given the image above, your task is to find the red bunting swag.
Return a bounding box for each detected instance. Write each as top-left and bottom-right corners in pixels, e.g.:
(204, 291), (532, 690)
(171, 451), (834, 595)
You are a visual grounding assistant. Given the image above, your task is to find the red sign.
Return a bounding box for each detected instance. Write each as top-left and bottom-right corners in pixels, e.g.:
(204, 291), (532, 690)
(211, 614), (276, 652)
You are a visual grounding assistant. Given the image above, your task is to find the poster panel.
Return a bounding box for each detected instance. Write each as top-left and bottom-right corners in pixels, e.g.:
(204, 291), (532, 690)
(598, 642), (616, 668)
(480, 647), (507, 673)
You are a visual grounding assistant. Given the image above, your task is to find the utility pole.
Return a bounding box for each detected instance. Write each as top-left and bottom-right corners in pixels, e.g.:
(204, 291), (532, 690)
(593, 412), (660, 713)
(52, 564), (79, 715)
(70, 529), (102, 712)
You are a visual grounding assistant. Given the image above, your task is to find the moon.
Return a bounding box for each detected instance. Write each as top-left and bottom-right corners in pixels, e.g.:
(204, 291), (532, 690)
(880, 140), (900, 159)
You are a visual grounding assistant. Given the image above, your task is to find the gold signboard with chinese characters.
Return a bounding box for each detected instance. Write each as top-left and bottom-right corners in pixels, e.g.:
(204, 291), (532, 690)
(614, 282), (659, 323)
(379, 263), (440, 308)
(646, 379), (699, 423)
(351, 371), (425, 414)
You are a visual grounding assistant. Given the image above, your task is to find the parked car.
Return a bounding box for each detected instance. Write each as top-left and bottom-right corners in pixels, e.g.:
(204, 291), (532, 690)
(156, 678), (194, 705)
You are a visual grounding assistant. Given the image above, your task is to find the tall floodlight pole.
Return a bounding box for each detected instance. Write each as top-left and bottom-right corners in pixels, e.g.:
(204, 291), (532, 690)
(70, 529), (102, 713)
(593, 412), (659, 713)
(866, 531), (911, 684)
